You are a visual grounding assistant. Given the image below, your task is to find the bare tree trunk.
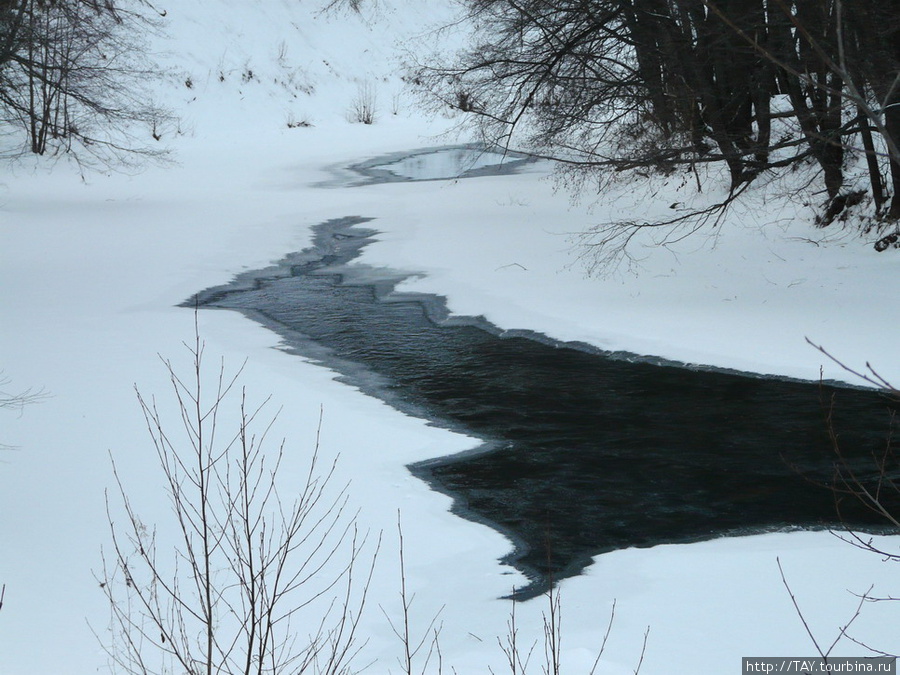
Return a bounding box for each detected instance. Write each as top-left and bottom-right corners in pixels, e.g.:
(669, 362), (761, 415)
(857, 112), (886, 211)
(886, 102), (900, 219)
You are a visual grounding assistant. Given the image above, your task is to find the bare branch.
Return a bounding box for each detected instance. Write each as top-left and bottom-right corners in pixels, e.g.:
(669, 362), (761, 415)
(97, 319), (375, 674)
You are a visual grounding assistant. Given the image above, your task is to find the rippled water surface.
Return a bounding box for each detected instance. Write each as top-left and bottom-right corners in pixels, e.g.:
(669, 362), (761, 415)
(190, 214), (899, 598)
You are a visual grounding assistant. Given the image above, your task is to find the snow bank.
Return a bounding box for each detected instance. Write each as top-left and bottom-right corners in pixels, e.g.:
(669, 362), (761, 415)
(1, 2), (897, 673)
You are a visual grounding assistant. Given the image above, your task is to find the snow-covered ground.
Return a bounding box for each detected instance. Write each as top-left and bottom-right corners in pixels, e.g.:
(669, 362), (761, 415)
(1, 2), (898, 673)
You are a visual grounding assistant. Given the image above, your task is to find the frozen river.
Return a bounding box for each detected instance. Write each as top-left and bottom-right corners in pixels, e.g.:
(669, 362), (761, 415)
(190, 148), (899, 598)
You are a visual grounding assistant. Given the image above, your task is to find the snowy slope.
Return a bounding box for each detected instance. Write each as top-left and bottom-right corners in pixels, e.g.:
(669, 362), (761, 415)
(1, 2), (898, 674)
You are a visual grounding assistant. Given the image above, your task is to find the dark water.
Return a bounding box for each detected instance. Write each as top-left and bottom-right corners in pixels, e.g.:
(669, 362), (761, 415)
(188, 216), (899, 599)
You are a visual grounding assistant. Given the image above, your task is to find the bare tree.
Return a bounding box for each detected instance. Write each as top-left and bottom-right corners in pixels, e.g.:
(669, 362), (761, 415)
(0, 0), (173, 171)
(411, 0), (900, 266)
(98, 324), (377, 675)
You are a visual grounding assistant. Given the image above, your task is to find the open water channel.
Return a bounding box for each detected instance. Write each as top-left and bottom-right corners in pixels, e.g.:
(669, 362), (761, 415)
(189, 147), (899, 598)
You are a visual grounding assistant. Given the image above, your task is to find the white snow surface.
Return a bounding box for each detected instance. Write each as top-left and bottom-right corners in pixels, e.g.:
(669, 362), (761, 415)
(1, 2), (898, 673)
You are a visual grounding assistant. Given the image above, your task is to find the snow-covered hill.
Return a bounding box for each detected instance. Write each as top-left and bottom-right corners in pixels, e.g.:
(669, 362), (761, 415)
(1, 2), (898, 673)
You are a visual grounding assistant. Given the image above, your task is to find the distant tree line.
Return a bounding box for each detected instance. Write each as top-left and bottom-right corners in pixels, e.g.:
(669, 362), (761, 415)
(0, 0), (170, 170)
(414, 0), (900, 237)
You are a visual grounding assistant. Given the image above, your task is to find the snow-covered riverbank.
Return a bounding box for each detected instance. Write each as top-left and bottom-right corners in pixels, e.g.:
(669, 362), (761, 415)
(2, 2), (898, 673)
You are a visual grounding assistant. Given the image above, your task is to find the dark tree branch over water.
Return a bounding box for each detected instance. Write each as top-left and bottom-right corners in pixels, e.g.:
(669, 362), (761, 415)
(412, 0), (900, 249)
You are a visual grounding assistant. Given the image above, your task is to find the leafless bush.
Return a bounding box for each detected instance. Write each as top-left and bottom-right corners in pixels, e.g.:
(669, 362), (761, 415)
(492, 588), (647, 675)
(97, 321), (376, 674)
(378, 513), (648, 675)
(381, 513), (444, 675)
(807, 340), (900, 550)
(286, 112), (313, 129)
(320, 0), (371, 14)
(348, 81), (377, 125)
(778, 342), (900, 659)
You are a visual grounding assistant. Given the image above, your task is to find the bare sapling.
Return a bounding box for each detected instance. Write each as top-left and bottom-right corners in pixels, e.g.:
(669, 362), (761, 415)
(382, 511), (445, 675)
(780, 341), (900, 659)
(492, 584), (646, 674)
(806, 339), (900, 552)
(97, 319), (377, 675)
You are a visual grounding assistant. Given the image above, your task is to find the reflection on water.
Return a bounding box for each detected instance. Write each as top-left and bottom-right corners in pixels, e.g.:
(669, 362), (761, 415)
(339, 144), (537, 186)
(188, 217), (899, 599)
(377, 148), (518, 180)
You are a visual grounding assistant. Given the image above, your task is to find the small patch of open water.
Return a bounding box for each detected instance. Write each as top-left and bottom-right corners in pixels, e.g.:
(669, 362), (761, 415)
(318, 143), (537, 187)
(189, 215), (899, 599)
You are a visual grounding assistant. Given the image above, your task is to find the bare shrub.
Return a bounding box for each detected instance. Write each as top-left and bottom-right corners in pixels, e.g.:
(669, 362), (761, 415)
(97, 321), (376, 674)
(320, 0), (370, 14)
(381, 513), (444, 675)
(492, 589), (648, 675)
(348, 81), (377, 125)
(806, 340), (900, 545)
(778, 342), (900, 659)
